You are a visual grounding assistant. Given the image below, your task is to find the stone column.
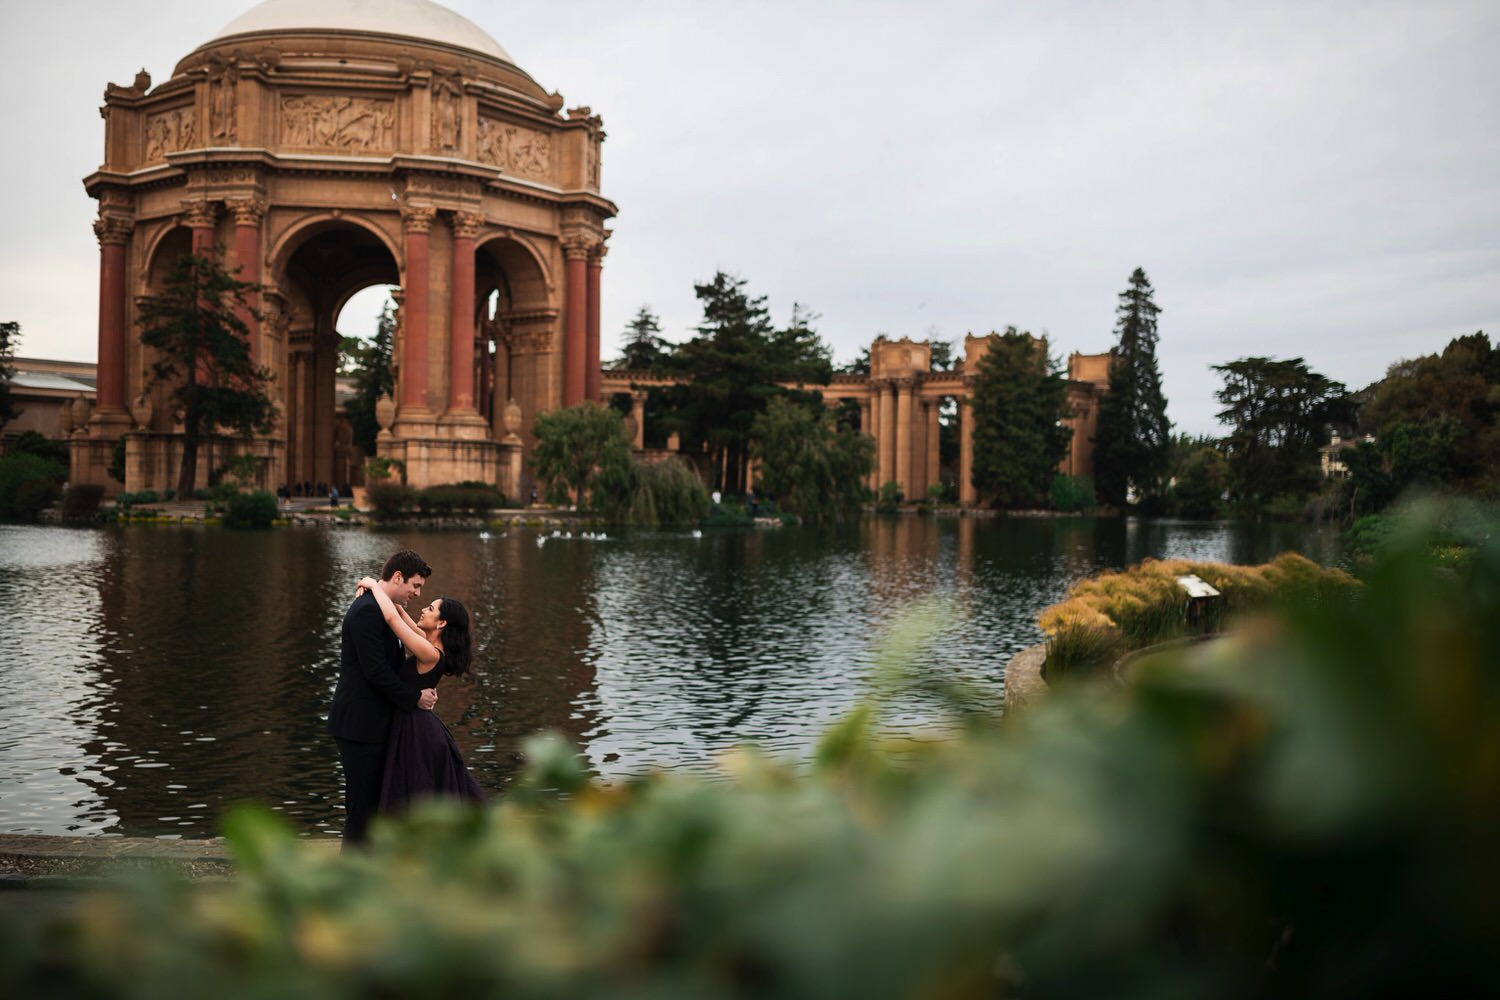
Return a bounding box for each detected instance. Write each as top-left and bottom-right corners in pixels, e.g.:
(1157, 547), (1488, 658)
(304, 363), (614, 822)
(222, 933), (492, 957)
(400, 206), (436, 414)
(895, 377), (914, 498)
(183, 199), (218, 255)
(959, 385), (977, 506)
(228, 197), (264, 360)
(876, 380), (895, 488)
(447, 211), (483, 414)
(561, 234), (591, 407)
(91, 215), (133, 421)
(926, 397), (941, 496)
(630, 390), (646, 449)
(585, 243), (607, 402)
(860, 395), (876, 490)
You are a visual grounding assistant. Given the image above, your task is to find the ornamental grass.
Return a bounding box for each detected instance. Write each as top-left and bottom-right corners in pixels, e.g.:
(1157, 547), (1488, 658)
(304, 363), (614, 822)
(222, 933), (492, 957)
(1039, 552), (1359, 679)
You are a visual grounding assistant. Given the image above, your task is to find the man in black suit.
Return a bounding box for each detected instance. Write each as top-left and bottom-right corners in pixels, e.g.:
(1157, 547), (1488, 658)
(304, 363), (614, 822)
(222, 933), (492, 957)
(327, 548), (437, 846)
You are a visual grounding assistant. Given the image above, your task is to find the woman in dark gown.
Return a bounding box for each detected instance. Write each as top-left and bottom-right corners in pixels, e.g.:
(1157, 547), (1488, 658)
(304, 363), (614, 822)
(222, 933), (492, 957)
(357, 575), (485, 811)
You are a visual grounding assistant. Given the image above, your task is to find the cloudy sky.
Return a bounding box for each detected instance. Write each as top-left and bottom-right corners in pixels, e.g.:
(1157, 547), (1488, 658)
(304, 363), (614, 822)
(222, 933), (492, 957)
(2, 0), (1496, 435)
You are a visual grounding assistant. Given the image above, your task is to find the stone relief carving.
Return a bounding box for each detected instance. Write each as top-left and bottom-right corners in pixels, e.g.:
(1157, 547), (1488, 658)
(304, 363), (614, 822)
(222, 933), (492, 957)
(145, 107), (196, 161)
(209, 64), (238, 143)
(477, 117), (551, 180)
(280, 95), (395, 151)
(431, 71), (462, 151)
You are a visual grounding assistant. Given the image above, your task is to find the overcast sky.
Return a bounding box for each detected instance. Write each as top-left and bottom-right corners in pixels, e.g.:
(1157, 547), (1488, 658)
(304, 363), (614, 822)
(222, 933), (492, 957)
(2, 0), (1496, 435)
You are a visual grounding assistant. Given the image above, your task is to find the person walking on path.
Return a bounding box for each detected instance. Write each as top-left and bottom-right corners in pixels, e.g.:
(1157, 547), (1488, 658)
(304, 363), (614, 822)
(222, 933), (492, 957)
(326, 549), (437, 847)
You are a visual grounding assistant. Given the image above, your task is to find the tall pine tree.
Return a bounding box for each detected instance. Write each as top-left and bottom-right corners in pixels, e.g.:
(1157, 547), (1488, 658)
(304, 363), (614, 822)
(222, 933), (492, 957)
(614, 306), (668, 371)
(1093, 267), (1171, 506)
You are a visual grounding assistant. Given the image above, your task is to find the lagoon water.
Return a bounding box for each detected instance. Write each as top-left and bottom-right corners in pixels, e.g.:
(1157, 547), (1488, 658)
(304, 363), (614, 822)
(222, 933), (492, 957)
(0, 516), (1342, 838)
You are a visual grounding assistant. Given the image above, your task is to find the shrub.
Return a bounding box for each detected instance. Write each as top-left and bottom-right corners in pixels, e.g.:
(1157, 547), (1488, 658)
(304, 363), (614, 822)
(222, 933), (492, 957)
(418, 482), (507, 514)
(1049, 473), (1097, 513)
(368, 482), (418, 519)
(62, 483), (105, 520)
(619, 458), (710, 526)
(701, 501), (754, 527)
(118, 489), (161, 506)
(11, 429), (69, 466)
(224, 490), (279, 528)
(0, 452), (66, 521)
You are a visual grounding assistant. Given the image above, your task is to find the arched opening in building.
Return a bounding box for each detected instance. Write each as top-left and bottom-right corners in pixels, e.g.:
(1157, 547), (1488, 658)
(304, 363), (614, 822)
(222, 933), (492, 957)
(335, 283), (400, 487)
(474, 236), (553, 494)
(273, 220), (399, 495)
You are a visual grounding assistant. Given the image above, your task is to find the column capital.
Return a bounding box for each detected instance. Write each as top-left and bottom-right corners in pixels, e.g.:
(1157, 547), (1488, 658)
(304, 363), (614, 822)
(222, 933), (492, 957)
(180, 198), (219, 229)
(93, 215), (134, 246)
(588, 242), (609, 265)
(401, 204), (437, 233)
(451, 210), (484, 240)
(560, 231), (596, 261)
(227, 196), (266, 227)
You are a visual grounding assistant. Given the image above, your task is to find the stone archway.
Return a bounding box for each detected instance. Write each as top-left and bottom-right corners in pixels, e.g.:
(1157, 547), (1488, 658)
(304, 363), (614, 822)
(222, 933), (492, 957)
(272, 219), (399, 493)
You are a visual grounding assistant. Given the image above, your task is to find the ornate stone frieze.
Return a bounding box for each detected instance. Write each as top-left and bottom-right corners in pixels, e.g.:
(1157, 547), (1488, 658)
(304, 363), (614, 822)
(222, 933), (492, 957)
(403, 174), (479, 199)
(190, 167), (259, 187)
(400, 205), (436, 233)
(280, 95), (395, 151)
(145, 106), (197, 161)
(504, 327), (554, 355)
(92, 216), (134, 246)
(477, 117), (551, 180)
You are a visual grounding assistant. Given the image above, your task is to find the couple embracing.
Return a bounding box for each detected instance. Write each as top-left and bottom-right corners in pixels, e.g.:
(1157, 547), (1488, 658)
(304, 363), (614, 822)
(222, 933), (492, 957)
(326, 549), (484, 846)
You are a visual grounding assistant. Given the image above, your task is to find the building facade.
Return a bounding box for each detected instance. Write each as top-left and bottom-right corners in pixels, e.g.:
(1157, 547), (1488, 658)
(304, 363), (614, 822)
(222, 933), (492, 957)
(74, 0), (614, 496)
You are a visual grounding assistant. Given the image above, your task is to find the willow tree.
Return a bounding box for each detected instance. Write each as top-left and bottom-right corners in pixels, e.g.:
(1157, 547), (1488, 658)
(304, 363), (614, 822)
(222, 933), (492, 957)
(138, 252), (277, 497)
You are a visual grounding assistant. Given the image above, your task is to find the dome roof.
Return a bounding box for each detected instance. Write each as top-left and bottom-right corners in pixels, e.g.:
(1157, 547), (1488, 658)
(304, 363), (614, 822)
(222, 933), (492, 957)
(209, 0), (513, 64)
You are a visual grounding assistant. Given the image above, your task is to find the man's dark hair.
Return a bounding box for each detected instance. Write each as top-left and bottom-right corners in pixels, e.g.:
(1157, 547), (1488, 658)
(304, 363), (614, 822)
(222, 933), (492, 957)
(380, 549), (432, 581)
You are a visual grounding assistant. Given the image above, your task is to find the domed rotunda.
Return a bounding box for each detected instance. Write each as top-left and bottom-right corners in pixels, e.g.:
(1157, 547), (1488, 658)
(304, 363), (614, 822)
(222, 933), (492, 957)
(80, 0), (615, 496)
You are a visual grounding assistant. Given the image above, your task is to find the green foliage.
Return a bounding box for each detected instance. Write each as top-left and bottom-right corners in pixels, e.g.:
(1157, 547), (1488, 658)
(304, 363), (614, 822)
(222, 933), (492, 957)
(968, 328), (1071, 506)
(138, 251), (277, 497)
(1092, 268), (1172, 506)
(1214, 356), (1350, 511)
(926, 480), (956, 505)
(875, 479), (903, 513)
(0, 451), (63, 521)
(364, 455), (406, 484)
(13, 516), (1500, 996)
(0, 319), (19, 431)
(613, 305), (669, 371)
(701, 501), (755, 527)
(1049, 474), (1097, 513)
(531, 402), (634, 512)
(11, 429), (68, 466)
(749, 396), (874, 523)
(615, 457), (710, 526)
(105, 437), (126, 484)
(658, 274), (833, 494)
(221, 451), (262, 489)
(1166, 436), (1229, 518)
(342, 300), (396, 457)
(224, 489), (279, 528)
(62, 483), (105, 519)
(367, 482), (418, 519)
(418, 482), (509, 514)
(116, 489), (160, 506)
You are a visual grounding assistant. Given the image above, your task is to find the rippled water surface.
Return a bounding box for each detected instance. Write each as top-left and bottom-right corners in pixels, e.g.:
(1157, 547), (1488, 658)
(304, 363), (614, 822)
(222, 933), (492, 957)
(0, 517), (1342, 838)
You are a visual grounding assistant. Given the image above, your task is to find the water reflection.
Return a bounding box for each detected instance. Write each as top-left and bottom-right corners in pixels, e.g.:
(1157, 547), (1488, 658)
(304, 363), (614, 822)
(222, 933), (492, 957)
(0, 517), (1342, 837)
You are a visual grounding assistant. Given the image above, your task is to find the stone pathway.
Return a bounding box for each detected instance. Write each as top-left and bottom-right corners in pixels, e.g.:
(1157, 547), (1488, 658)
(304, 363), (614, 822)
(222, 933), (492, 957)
(0, 833), (338, 888)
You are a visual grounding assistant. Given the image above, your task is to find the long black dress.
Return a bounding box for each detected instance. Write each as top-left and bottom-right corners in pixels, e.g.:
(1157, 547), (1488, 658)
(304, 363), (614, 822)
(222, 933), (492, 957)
(378, 652), (485, 812)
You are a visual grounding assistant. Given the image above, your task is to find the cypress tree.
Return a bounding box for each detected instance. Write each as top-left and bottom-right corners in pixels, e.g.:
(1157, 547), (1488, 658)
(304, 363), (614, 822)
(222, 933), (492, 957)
(1093, 268), (1171, 506)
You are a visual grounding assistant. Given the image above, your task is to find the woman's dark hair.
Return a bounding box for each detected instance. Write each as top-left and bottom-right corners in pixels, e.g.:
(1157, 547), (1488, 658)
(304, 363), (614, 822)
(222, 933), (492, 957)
(436, 596), (472, 675)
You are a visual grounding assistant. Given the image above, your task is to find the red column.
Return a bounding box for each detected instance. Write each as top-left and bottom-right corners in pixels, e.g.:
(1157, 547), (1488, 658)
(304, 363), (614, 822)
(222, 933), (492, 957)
(562, 235), (589, 407)
(448, 211), (482, 412)
(585, 243), (606, 402)
(229, 197), (264, 361)
(183, 199), (218, 255)
(401, 206), (436, 411)
(92, 216), (132, 415)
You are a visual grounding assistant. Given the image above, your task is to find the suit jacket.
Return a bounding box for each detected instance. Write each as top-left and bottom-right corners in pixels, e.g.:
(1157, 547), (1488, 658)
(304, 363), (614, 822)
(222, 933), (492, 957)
(326, 590), (419, 742)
